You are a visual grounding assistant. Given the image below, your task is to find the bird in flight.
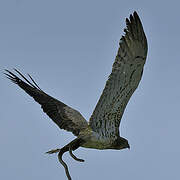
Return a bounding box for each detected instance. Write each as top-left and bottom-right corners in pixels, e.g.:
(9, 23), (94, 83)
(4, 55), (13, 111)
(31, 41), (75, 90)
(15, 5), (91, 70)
(5, 11), (147, 180)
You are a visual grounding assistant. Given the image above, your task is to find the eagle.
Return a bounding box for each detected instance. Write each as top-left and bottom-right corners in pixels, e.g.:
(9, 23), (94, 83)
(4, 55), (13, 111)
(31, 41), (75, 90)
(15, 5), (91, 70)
(5, 11), (147, 180)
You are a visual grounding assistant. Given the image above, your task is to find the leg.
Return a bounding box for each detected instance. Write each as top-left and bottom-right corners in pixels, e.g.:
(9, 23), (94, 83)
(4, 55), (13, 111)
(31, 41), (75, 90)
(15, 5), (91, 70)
(46, 146), (85, 162)
(46, 138), (85, 180)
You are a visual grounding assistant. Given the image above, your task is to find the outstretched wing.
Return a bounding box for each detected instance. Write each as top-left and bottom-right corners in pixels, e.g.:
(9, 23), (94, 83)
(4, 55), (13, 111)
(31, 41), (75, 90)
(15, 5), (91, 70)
(89, 11), (148, 140)
(5, 69), (88, 136)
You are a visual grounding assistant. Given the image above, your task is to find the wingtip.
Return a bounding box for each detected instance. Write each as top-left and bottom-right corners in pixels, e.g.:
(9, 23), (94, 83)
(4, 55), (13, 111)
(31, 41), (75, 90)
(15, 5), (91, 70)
(4, 70), (19, 84)
(133, 11), (141, 21)
(4, 69), (11, 74)
(126, 17), (130, 24)
(13, 68), (22, 76)
(4, 68), (43, 91)
(129, 11), (140, 22)
(133, 11), (138, 17)
(130, 14), (134, 22)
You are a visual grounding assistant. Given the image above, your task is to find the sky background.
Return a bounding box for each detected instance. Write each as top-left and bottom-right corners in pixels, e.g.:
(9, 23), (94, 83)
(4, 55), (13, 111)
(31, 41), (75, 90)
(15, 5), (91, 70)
(1, 0), (180, 180)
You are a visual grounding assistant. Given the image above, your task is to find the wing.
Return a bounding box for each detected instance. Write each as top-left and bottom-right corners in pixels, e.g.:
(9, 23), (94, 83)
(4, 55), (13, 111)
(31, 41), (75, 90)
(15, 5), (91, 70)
(89, 11), (148, 140)
(5, 69), (88, 136)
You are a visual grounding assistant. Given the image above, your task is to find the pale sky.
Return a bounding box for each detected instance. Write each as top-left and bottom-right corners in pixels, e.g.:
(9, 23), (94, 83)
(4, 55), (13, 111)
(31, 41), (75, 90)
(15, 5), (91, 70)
(1, 0), (180, 180)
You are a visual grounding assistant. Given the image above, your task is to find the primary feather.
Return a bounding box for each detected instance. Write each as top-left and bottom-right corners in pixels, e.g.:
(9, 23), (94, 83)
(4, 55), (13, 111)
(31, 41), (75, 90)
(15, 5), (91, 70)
(5, 69), (88, 136)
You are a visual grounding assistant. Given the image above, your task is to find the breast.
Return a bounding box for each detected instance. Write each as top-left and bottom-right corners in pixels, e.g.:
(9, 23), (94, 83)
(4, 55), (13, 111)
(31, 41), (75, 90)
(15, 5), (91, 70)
(81, 132), (112, 150)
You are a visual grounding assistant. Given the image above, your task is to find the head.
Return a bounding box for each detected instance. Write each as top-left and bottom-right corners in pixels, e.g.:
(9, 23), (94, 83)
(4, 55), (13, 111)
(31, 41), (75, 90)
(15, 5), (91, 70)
(112, 137), (130, 150)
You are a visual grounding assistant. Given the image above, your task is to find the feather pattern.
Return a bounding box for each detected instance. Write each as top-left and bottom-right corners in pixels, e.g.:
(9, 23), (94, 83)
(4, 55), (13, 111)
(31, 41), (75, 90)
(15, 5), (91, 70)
(89, 11), (148, 140)
(4, 69), (88, 136)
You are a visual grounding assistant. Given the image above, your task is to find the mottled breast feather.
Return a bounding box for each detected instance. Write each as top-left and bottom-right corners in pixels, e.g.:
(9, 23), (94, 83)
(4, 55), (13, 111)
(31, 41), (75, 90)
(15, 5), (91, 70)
(89, 12), (148, 140)
(5, 69), (88, 136)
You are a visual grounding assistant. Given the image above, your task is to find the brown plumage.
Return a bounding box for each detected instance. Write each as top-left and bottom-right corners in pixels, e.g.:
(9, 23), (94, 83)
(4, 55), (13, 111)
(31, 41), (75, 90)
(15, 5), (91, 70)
(5, 11), (148, 180)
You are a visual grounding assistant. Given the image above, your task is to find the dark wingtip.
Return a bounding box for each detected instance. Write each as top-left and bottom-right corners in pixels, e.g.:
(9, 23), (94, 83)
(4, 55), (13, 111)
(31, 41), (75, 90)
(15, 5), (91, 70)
(5, 68), (42, 91)
(133, 11), (141, 22)
(27, 73), (42, 90)
(133, 11), (138, 17)
(4, 69), (21, 84)
(126, 17), (130, 24)
(130, 14), (134, 22)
